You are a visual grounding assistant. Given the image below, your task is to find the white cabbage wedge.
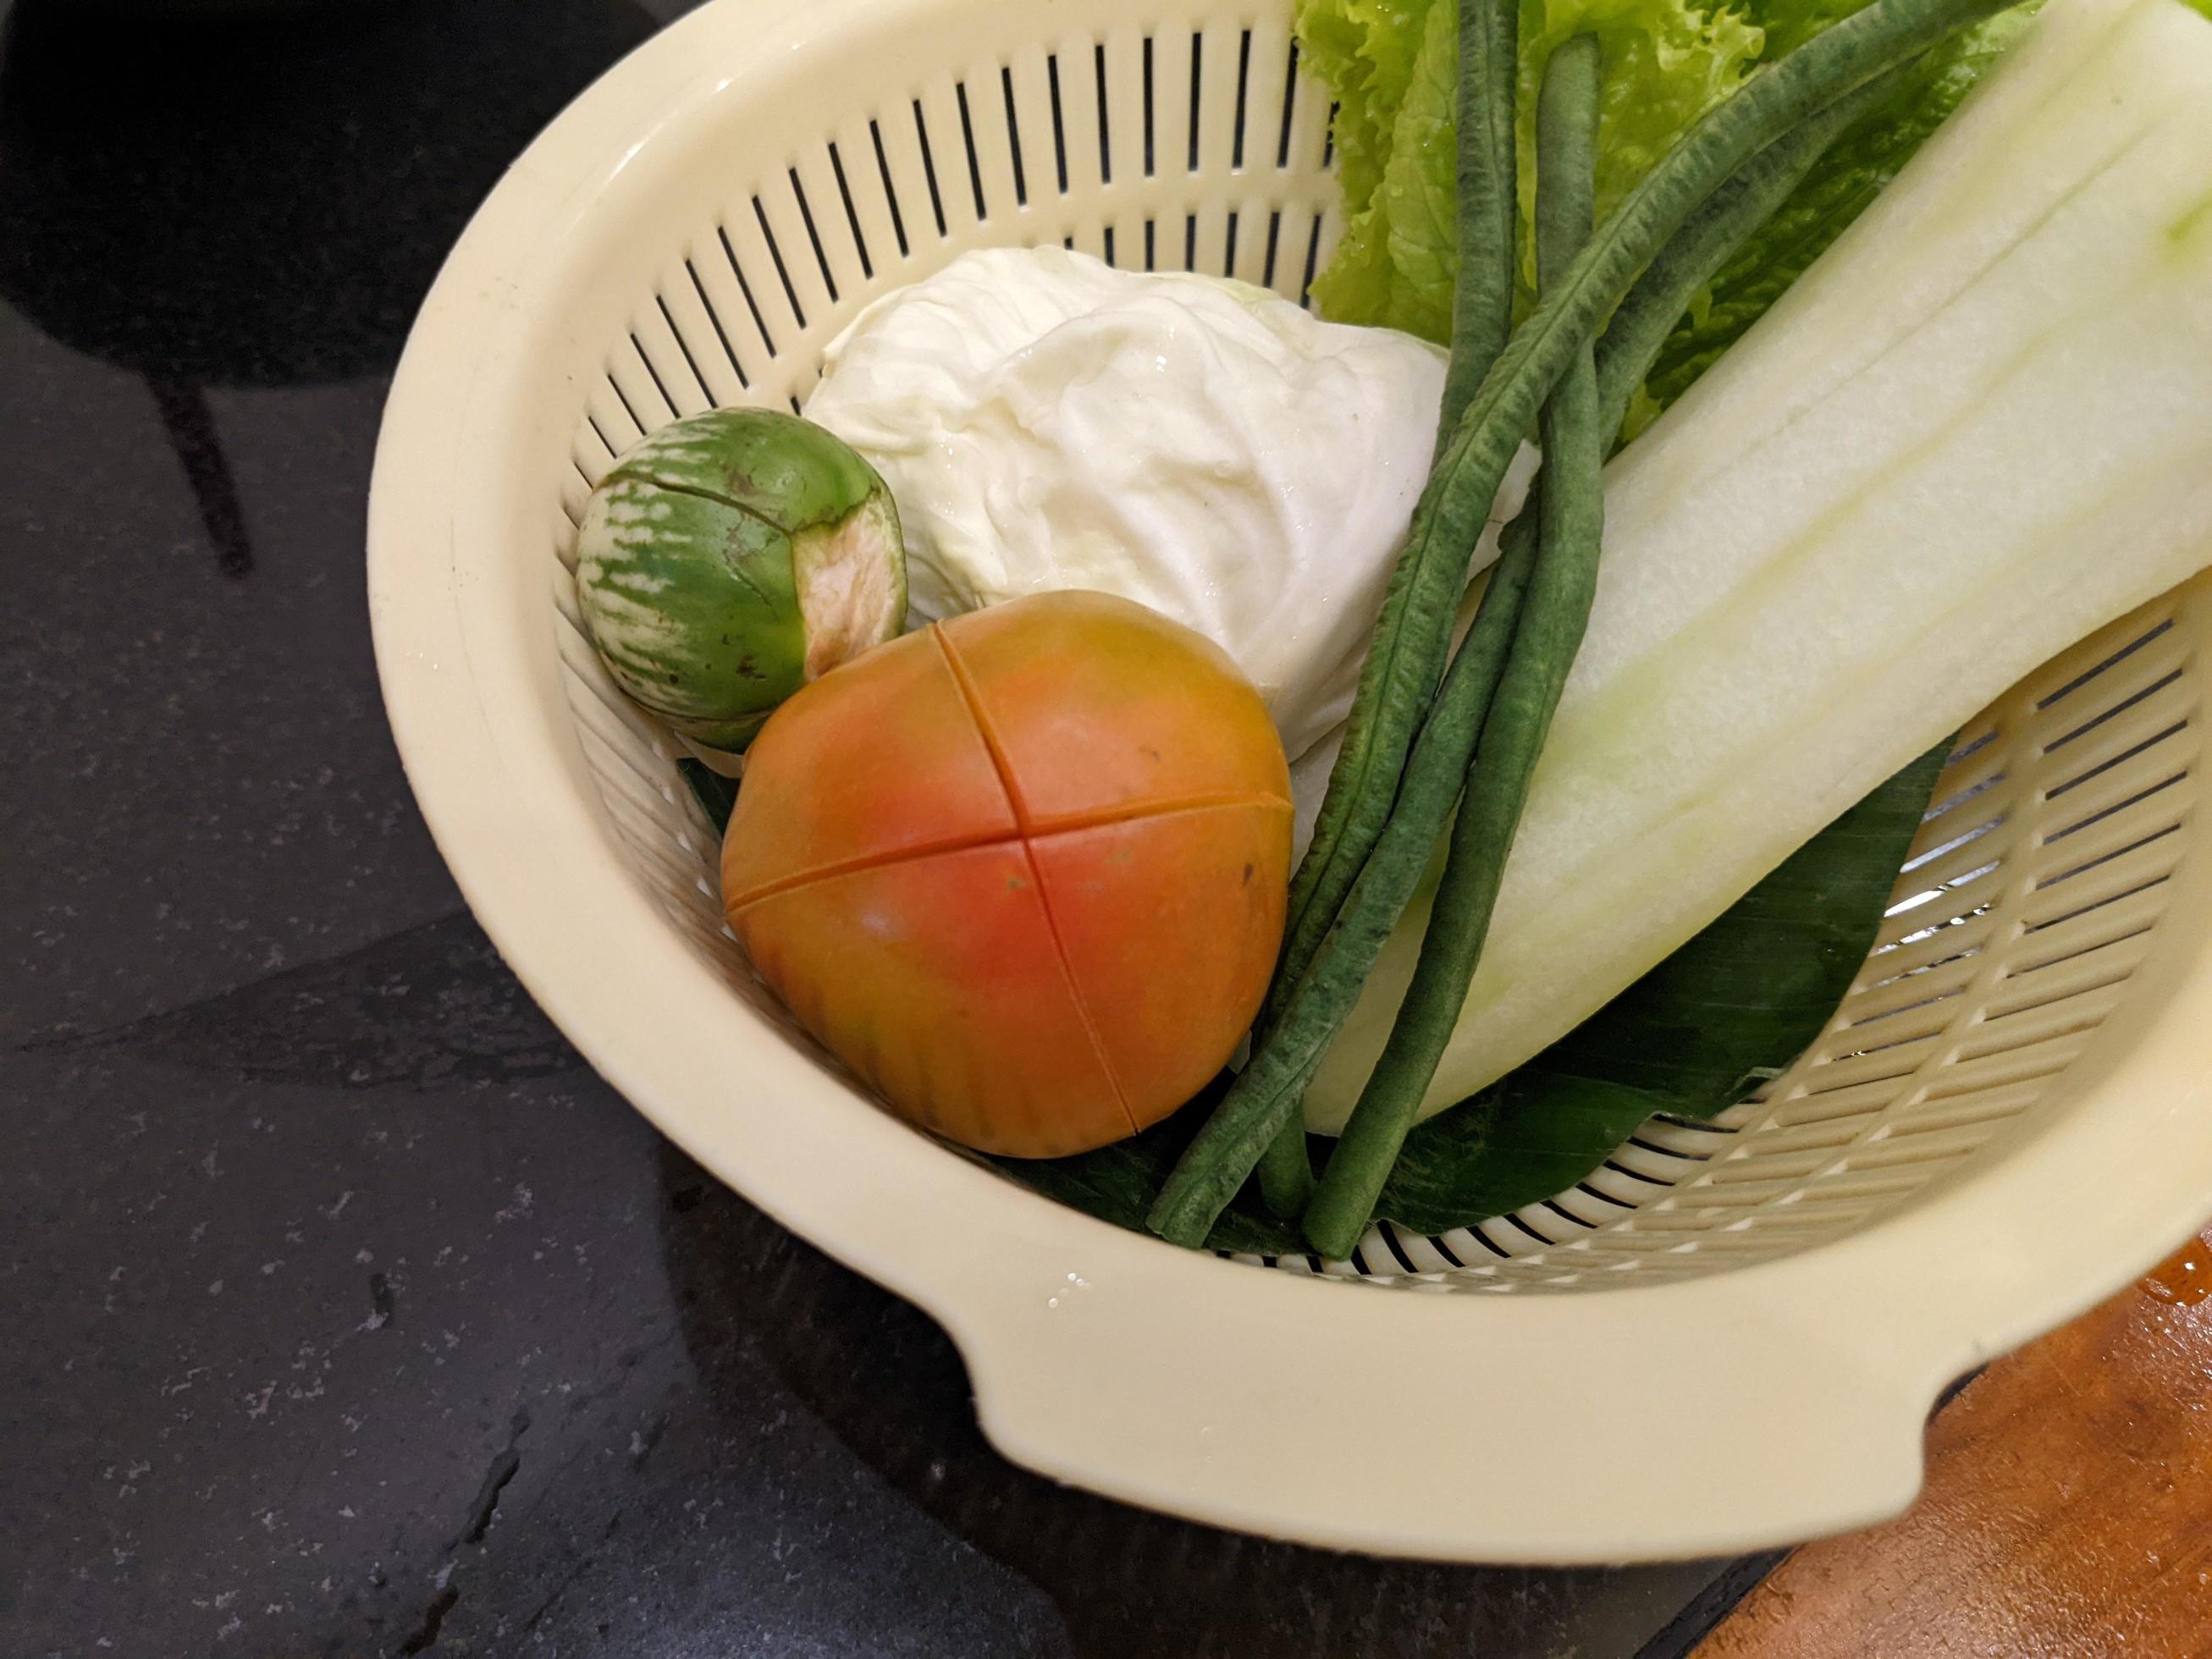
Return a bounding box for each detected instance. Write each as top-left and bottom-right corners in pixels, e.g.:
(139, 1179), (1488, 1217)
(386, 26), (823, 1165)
(1307, 0), (2212, 1131)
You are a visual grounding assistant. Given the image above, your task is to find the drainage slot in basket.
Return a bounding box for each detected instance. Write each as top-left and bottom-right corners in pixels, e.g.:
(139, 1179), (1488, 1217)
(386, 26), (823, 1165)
(2042, 769), (2187, 846)
(627, 334), (681, 421)
(953, 82), (990, 219)
(1263, 209), (1283, 289)
(910, 100), (951, 237)
(2035, 819), (2184, 891)
(1277, 41), (1302, 168)
(1573, 1180), (1636, 1209)
(1885, 861), (2002, 922)
(2010, 920), (2155, 981)
(2022, 873), (2172, 937)
(1499, 1210), (1562, 1247)
(1454, 1224), (1511, 1259)
(992, 68), (1029, 210)
(1947, 725), (2000, 767)
(1299, 210), (1324, 306)
(1651, 1111), (1742, 1134)
(2035, 617), (2176, 710)
(1983, 967), (2133, 1024)
(602, 372), (648, 439)
(1889, 901), (1998, 952)
(1799, 1056), (1929, 1098)
(1185, 32), (1201, 172)
(1232, 28), (1254, 169)
(1376, 1225), (1421, 1274)
(1045, 54), (1070, 194)
(1921, 764), (2008, 828)
(786, 170), (841, 303)
(2044, 666), (2185, 755)
(868, 119), (913, 258)
(1900, 810), (2004, 876)
(750, 197), (810, 328)
(1427, 1232), (1470, 1267)
(1140, 36), (1157, 176)
(686, 264), (751, 388)
(2044, 721), (2190, 802)
(1846, 982), (1968, 1036)
(714, 226), (780, 357)
(827, 142), (875, 279)
(654, 296), (715, 406)
(1093, 44), (1113, 185)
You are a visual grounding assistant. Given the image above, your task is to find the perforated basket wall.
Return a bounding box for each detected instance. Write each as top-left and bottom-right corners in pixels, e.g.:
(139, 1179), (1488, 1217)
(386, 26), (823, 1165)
(543, 5), (2208, 1293)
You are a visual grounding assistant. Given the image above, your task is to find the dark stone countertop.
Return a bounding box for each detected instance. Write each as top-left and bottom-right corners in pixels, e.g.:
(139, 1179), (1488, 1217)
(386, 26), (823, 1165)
(0, 3), (1766, 1652)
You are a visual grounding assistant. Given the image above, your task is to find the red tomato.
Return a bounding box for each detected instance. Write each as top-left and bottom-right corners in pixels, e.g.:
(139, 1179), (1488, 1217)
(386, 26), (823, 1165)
(721, 591), (1293, 1157)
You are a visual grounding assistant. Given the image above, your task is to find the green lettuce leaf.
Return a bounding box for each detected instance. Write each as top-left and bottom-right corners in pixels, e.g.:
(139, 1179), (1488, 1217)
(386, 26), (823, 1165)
(1299, 0), (1448, 333)
(1299, 0), (2049, 425)
(1309, 0), (1469, 338)
(1297, 0), (1438, 213)
(1304, 0), (1766, 336)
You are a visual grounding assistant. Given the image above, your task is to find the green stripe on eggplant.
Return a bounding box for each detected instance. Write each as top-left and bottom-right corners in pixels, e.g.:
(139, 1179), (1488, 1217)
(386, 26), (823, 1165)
(575, 408), (907, 752)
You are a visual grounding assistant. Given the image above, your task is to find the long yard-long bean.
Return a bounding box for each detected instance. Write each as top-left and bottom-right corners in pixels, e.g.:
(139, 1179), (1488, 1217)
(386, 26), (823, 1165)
(1304, 32), (1608, 1260)
(1276, 0), (1525, 1026)
(1257, 0), (1525, 1221)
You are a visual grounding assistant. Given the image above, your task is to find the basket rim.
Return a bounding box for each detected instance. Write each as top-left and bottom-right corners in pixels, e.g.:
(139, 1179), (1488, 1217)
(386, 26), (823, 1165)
(367, 0), (2212, 1562)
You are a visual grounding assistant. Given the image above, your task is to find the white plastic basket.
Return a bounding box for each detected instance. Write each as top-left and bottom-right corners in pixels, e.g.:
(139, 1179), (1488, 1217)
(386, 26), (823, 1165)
(368, 0), (2212, 1561)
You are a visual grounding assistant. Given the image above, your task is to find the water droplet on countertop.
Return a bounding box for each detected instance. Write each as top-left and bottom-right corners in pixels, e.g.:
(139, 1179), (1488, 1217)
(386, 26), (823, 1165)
(2141, 1241), (2212, 1307)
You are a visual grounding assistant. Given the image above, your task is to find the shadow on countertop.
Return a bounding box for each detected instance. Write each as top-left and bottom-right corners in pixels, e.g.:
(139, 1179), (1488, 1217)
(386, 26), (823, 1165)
(655, 1138), (1726, 1659)
(13, 907), (1737, 1654)
(0, 0), (657, 572)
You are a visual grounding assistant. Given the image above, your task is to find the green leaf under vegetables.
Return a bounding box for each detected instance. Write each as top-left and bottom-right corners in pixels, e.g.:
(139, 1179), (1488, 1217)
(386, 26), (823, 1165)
(993, 1076), (1307, 1256)
(677, 758), (740, 836)
(1374, 736), (1950, 1232)
(1001, 739), (1948, 1251)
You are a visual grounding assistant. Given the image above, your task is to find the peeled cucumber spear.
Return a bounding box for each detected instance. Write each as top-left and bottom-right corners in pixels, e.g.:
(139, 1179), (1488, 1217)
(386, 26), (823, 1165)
(576, 408), (906, 751)
(1150, 0), (2019, 1249)
(1295, 68), (1909, 1254)
(1301, 0), (2212, 1133)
